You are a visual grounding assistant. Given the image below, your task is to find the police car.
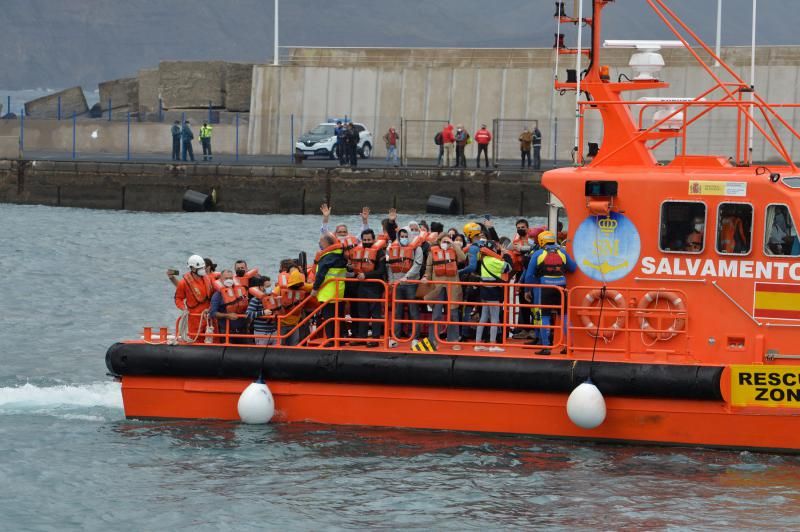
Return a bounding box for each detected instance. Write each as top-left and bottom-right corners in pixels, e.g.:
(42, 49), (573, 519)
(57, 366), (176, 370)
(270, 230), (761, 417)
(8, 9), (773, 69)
(295, 120), (374, 159)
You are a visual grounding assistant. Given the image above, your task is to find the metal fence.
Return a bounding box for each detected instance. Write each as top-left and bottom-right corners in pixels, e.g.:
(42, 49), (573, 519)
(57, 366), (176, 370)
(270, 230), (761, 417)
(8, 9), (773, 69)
(400, 119), (450, 166)
(492, 118), (540, 168)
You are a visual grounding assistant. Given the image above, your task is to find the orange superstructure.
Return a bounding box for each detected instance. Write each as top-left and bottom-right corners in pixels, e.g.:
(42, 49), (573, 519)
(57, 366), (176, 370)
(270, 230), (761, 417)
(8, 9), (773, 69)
(108, 1), (800, 452)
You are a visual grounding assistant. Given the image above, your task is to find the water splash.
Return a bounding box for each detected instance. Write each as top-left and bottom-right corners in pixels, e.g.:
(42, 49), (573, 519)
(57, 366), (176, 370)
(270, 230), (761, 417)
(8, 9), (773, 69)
(0, 381), (123, 414)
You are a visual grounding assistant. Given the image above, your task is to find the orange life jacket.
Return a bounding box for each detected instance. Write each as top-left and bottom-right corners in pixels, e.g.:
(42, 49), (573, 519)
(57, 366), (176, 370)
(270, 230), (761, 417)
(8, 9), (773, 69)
(249, 287), (280, 311)
(219, 284), (249, 315)
(277, 271), (290, 288)
(719, 216), (746, 253)
(386, 241), (417, 273)
(339, 235), (359, 260)
(314, 241), (344, 264)
(507, 249), (524, 272)
(350, 240), (386, 274)
(180, 272), (213, 310)
(234, 268), (260, 287)
(430, 245), (458, 277)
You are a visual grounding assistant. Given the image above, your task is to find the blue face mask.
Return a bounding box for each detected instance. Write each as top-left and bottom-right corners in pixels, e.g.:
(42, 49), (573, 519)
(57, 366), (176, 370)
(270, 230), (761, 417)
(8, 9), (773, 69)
(399, 237), (409, 246)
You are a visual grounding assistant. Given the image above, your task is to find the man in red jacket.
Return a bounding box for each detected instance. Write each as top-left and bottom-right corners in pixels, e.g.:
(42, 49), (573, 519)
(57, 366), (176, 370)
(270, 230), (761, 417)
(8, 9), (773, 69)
(439, 123), (455, 167)
(474, 124), (492, 168)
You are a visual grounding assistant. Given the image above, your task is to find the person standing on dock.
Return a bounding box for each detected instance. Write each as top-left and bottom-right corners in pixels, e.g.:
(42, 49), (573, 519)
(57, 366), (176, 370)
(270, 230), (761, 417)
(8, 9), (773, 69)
(181, 120), (195, 162)
(519, 127), (533, 168)
(532, 125), (542, 170)
(199, 121), (213, 161)
(384, 126), (399, 166)
(439, 123), (455, 168)
(454, 125), (469, 168)
(474, 124), (492, 168)
(170, 120), (181, 161)
(346, 123), (360, 168)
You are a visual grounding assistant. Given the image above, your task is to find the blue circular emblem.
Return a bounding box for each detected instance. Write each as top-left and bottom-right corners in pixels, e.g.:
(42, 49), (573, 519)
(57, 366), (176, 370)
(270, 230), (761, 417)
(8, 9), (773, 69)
(573, 212), (640, 282)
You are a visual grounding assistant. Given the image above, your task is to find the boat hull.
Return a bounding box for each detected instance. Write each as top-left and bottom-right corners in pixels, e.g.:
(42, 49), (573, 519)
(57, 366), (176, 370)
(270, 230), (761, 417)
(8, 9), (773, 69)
(120, 376), (800, 452)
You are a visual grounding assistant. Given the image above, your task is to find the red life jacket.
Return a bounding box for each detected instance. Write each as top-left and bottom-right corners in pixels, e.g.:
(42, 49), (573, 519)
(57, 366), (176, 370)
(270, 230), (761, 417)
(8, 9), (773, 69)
(536, 247), (567, 278)
(386, 241), (416, 273)
(430, 245), (458, 277)
(350, 240), (386, 274)
(220, 284), (249, 315)
(507, 249), (524, 273)
(181, 272), (213, 310)
(249, 287), (280, 311)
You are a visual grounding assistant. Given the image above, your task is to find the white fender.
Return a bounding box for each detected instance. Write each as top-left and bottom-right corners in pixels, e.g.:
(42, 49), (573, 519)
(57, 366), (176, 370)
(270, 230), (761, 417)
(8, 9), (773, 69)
(566, 380), (606, 429)
(237, 380), (275, 424)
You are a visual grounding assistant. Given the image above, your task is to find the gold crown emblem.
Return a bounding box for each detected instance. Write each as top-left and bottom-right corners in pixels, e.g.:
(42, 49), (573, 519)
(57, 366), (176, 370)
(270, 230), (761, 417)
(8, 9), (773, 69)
(598, 216), (617, 233)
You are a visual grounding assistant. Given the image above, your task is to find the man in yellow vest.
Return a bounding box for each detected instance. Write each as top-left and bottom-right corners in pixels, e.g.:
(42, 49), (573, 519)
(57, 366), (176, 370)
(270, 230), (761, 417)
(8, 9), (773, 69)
(310, 232), (348, 342)
(199, 121), (213, 161)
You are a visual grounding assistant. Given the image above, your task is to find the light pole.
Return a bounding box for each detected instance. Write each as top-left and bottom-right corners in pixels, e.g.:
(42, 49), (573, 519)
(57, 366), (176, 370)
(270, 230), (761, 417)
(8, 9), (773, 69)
(273, 0), (279, 66)
(714, 0), (722, 67)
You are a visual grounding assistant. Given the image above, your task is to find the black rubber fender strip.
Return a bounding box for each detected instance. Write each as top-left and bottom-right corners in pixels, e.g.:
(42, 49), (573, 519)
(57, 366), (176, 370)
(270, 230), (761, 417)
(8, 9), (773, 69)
(105, 343), (724, 401)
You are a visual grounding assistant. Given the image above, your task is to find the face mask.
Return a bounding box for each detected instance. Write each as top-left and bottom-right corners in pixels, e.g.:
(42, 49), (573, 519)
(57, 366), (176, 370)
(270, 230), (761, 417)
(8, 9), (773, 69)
(517, 228), (527, 237)
(363, 241), (374, 247)
(529, 239), (537, 247)
(222, 278), (235, 287)
(263, 286), (273, 295)
(694, 223), (704, 232)
(399, 237), (409, 246)
(196, 267), (207, 277)
(235, 269), (246, 277)
(441, 242), (450, 250)
(409, 230), (420, 239)
(338, 236), (346, 243)
(478, 239), (487, 247)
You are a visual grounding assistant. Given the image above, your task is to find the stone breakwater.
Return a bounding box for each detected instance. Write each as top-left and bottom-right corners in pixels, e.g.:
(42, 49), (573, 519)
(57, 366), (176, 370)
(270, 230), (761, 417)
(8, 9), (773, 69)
(0, 160), (547, 216)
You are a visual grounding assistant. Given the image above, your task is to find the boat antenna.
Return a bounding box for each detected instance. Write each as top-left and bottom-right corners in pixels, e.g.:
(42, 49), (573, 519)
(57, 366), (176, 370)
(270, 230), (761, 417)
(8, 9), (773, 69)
(572, 0), (584, 165)
(549, 1), (563, 169)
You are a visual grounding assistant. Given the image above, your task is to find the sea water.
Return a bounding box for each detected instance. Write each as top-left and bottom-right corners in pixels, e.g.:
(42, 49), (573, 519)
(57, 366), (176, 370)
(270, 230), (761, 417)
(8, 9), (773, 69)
(2, 203), (800, 530)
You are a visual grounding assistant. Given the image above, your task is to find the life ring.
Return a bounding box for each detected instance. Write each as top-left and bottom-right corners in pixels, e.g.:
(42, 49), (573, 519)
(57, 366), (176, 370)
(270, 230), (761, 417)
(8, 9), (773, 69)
(636, 291), (687, 341)
(579, 289), (626, 339)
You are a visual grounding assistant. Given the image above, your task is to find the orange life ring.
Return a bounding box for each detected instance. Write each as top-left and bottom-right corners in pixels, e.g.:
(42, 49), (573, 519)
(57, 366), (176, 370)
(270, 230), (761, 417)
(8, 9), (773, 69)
(579, 289), (626, 339)
(636, 291), (687, 341)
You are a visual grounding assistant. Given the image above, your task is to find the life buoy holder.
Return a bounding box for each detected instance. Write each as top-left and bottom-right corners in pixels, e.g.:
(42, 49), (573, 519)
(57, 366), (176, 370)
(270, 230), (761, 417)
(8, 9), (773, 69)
(636, 291), (687, 341)
(579, 289), (626, 340)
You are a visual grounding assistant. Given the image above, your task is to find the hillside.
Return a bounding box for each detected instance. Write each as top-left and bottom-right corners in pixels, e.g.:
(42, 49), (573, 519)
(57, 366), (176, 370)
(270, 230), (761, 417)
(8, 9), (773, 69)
(4, 0), (798, 89)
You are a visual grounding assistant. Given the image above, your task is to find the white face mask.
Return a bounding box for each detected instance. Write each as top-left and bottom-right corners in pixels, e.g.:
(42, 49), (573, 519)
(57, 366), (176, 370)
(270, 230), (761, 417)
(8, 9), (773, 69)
(196, 267), (207, 277)
(222, 278), (234, 287)
(441, 242), (450, 250)
(694, 223), (704, 232)
(263, 286), (273, 295)
(409, 230), (420, 240)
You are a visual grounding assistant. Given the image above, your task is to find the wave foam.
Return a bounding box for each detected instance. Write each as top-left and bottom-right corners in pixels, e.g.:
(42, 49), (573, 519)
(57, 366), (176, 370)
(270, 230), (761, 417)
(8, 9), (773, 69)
(0, 382), (123, 412)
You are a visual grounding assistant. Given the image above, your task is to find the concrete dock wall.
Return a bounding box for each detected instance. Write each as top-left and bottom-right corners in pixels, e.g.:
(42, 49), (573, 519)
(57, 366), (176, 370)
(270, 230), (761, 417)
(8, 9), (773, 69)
(249, 46), (800, 163)
(0, 159), (546, 216)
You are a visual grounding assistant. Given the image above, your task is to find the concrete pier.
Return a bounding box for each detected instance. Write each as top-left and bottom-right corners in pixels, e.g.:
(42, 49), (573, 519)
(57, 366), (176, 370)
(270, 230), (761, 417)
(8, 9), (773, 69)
(0, 159), (546, 216)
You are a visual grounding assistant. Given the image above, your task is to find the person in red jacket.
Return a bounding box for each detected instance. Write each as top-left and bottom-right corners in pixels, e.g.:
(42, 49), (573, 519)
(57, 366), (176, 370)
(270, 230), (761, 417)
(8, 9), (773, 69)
(474, 124), (492, 168)
(438, 123), (455, 168)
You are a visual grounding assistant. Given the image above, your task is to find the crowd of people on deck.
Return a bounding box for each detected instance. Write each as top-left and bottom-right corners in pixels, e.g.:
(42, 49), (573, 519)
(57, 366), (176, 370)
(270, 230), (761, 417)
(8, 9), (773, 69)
(169, 206), (575, 355)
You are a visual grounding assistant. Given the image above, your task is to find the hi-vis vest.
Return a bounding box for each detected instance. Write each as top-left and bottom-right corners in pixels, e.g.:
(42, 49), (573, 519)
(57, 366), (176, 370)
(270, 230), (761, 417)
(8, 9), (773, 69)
(315, 248), (347, 303)
(479, 248), (510, 282)
(430, 245), (457, 277)
(199, 125), (213, 139)
(220, 284), (249, 314)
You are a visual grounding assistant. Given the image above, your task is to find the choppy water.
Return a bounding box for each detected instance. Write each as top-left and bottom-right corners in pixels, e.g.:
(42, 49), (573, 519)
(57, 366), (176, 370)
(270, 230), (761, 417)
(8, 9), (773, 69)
(3, 203), (800, 530)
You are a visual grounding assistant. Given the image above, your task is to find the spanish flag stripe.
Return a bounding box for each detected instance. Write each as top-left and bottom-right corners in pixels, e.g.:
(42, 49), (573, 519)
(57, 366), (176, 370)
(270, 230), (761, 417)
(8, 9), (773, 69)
(754, 292), (800, 311)
(753, 308), (800, 319)
(755, 283), (800, 295)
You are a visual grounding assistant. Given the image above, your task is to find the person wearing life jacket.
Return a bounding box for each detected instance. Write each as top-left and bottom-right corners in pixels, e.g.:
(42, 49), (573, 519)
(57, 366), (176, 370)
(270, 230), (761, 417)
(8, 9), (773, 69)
(276, 260), (313, 346)
(474, 240), (512, 352)
(510, 219), (534, 340)
(246, 276), (279, 345)
(386, 227), (424, 347)
(311, 232), (349, 341)
(457, 222), (486, 341)
(166, 256), (218, 288)
(174, 254), (215, 342)
(523, 230), (576, 355)
(233, 260), (259, 288)
(349, 229), (388, 346)
(209, 269), (251, 344)
(424, 233), (467, 350)
(718, 214), (747, 253)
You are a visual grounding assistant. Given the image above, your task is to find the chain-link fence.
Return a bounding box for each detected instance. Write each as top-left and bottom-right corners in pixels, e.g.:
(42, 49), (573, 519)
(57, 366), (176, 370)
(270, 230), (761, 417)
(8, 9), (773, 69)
(492, 118), (541, 168)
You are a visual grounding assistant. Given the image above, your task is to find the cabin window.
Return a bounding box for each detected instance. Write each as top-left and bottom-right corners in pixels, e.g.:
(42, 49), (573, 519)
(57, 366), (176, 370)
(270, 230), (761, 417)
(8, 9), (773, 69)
(765, 204), (800, 257)
(556, 207), (569, 244)
(659, 201), (706, 253)
(716, 203), (753, 255)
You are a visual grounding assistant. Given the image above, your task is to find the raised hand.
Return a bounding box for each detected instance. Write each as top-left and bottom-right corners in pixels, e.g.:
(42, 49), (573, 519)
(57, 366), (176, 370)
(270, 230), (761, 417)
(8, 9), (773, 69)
(320, 203), (331, 217)
(388, 208), (397, 222)
(361, 206), (370, 224)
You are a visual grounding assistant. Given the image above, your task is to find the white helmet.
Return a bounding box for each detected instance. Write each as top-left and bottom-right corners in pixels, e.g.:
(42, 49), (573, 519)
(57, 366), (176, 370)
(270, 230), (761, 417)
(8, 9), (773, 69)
(187, 254), (205, 270)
